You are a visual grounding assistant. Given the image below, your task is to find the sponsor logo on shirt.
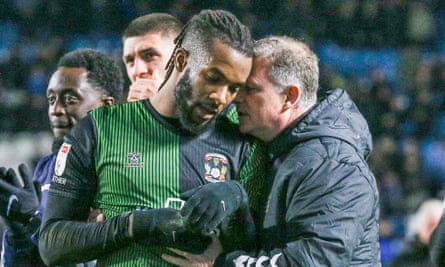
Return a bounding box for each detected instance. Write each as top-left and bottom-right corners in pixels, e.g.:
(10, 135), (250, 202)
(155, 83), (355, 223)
(41, 183), (51, 192)
(233, 253), (282, 266)
(52, 175), (66, 185)
(204, 153), (228, 182)
(54, 143), (71, 176)
(125, 152), (143, 167)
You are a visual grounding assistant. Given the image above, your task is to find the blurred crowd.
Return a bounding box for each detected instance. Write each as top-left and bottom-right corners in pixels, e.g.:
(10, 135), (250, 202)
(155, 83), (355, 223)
(1, 0), (445, 265)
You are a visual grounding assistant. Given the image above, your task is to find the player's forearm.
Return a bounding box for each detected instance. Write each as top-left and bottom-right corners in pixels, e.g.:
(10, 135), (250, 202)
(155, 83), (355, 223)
(39, 212), (132, 266)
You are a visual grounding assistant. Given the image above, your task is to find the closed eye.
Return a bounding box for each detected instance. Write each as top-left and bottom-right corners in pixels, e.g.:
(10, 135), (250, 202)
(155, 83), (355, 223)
(228, 84), (241, 94)
(204, 71), (226, 85)
(243, 84), (258, 94)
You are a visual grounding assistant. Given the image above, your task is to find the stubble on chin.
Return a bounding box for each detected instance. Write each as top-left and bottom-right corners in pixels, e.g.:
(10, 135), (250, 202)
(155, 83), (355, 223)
(174, 70), (201, 133)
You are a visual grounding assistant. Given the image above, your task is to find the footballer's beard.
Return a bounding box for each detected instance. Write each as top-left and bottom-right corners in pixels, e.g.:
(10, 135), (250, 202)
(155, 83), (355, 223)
(175, 70), (213, 134)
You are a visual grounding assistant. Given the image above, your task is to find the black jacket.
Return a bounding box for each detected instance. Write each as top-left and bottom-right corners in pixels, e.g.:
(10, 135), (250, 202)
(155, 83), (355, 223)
(429, 209), (445, 266)
(217, 89), (381, 266)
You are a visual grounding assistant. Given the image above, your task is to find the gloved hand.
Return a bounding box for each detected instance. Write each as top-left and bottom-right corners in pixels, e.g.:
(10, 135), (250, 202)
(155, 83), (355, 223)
(170, 226), (212, 254)
(219, 203), (256, 252)
(180, 181), (248, 234)
(131, 207), (212, 253)
(0, 164), (41, 224)
(162, 234), (223, 266)
(131, 207), (185, 246)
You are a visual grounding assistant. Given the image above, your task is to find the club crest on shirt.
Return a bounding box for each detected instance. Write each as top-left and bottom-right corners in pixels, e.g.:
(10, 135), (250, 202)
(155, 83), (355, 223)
(54, 143), (71, 176)
(125, 152), (143, 167)
(204, 153), (228, 182)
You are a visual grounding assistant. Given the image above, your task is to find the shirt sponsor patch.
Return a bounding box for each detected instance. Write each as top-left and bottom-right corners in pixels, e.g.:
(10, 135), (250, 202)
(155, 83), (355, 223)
(233, 253), (282, 267)
(41, 183), (51, 192)
(204, 153), (228, 182)
(52, 175), (66, 185)
(54, 143), (71, 176)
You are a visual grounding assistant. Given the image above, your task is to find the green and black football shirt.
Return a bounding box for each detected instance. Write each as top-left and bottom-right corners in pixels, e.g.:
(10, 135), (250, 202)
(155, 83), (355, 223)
(42, 100), (266, 267)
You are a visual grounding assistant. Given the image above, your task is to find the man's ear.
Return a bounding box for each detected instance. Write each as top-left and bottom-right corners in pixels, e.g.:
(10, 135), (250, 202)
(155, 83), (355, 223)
(101, 96), (115, 106)
(282, 85), (300, 110)
(174, 48), (188, 72)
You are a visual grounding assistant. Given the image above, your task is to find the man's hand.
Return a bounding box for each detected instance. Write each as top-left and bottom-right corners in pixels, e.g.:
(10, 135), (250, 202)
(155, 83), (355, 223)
(131, 207), (212, 253)
(180, 181), (247, 234)
(127, 70), (161, 101)
(162, 234), (223, 267)
(88, 208), (105, 222)
(0, 164), (40, 224)
(131, 207), (185, 245)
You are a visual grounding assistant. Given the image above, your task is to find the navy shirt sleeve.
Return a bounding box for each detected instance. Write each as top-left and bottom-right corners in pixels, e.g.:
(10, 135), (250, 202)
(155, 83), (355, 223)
(39, 115), (133, 266)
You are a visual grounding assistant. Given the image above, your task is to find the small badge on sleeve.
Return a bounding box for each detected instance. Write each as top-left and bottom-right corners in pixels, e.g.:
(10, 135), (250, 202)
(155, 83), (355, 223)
(54, 143), (71, 176)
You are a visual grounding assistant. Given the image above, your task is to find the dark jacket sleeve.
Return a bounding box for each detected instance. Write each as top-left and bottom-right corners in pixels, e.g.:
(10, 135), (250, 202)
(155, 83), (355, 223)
(38, 115), (133, 266)
(216, 144), (379, 266)
(430, 207), (445, 266)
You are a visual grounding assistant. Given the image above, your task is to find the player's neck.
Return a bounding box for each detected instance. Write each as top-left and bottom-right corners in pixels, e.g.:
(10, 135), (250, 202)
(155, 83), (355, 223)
(151, 71), (181, 118)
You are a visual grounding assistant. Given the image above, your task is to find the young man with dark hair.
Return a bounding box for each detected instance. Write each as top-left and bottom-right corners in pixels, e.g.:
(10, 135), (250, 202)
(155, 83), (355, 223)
(123, 13), (183, 102)
(0, 48), (124, 266)
(39, 9), (265, 267)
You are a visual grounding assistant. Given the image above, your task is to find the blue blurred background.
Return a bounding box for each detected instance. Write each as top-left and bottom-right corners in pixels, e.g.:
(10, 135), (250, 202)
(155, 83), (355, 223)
(1, 1), (445, 265)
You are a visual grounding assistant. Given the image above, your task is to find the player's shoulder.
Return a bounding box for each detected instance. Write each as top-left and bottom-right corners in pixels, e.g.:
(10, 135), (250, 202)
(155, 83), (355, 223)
(215, 120), (244, 143)
(92, 100), (140, 115)
(89, 100), (143, 123)
(222, 103), (240, 125)
(216, 104), (240, 129)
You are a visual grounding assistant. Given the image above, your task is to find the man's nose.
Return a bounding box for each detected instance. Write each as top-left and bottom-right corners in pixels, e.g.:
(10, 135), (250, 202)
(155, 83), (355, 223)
(133, 58), (150, 78)
(50, 100), (66, 115)
(210, 86), (232, 106)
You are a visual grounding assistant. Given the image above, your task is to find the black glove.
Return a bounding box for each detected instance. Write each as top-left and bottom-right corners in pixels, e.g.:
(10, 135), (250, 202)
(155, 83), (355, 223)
(0, 164), (41, 224)
(219, 203), (256, 252)
(131, 207), (185, 245)
(169, 226), (212, 254)
(131, 207), (212, 253)
(180, 181), (247, 234)
(4, 213), (41, 241)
